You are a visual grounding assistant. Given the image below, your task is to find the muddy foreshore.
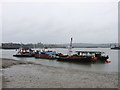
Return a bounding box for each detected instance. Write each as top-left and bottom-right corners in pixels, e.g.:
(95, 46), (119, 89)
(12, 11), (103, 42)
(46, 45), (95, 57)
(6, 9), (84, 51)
(1, 58), (118, 88)
(1, 58), (35, 68)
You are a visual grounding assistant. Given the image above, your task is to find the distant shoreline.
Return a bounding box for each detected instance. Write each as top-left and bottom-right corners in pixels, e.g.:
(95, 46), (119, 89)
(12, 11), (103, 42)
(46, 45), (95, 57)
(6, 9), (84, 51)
(1, 47), (111, 49)
(1, 42), (116, 49)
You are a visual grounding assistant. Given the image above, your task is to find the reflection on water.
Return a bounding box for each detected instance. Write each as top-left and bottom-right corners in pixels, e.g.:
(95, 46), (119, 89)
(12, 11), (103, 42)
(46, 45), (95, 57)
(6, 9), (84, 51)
(0, 48), (118, 73)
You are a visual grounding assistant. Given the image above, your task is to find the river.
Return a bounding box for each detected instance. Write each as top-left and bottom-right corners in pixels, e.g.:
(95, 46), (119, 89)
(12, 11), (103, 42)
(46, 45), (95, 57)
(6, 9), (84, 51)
(0, 48), (118, 73)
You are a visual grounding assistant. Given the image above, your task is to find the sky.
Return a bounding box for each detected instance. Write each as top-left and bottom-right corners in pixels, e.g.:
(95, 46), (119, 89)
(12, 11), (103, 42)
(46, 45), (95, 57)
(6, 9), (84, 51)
(1, 0), (119, 44)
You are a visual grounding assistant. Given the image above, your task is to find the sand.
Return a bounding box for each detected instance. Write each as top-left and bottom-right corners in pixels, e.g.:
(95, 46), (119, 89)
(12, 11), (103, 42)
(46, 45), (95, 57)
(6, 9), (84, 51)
(1, 58), (118, 88)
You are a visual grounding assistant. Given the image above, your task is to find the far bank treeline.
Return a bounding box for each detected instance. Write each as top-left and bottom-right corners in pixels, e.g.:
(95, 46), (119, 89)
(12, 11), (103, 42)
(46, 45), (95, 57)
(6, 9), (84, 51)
(1, 43), (66, 49)
(0, 42), (118, 49)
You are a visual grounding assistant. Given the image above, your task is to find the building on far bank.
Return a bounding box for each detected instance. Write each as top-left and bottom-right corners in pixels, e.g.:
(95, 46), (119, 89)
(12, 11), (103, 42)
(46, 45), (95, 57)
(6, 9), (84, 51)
(2, 43), (21, 49)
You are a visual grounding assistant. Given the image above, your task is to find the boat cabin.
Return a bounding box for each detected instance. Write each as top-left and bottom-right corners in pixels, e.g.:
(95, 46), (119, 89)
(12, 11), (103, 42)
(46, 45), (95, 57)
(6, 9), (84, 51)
(75, 51), (105, 57)
(16, 48), (34, 54)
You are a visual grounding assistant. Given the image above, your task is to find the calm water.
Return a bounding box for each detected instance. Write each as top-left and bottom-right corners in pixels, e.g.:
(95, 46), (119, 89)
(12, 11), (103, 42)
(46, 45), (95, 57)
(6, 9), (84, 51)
(0, 48), (118, 73)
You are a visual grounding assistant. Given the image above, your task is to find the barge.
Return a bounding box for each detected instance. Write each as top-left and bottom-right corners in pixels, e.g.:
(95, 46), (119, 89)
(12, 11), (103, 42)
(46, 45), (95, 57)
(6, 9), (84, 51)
(35, 50), (58, 59)
(57, 38), (109, 63)
(57, 51), (109, 63)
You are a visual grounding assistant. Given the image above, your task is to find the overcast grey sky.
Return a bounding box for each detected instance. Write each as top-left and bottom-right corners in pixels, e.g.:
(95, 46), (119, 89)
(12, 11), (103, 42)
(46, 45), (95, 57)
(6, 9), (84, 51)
(1, 0), (118, 44)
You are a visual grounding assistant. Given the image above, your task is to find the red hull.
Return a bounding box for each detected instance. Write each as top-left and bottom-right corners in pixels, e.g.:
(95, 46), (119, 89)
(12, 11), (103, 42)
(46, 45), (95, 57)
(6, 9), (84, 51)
(35, 54), (56, 59)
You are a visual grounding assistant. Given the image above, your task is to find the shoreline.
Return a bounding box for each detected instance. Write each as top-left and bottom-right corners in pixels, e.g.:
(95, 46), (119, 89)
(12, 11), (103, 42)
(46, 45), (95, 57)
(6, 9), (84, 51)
(1, 58), (36, 69)
(1, 58), (118, 88)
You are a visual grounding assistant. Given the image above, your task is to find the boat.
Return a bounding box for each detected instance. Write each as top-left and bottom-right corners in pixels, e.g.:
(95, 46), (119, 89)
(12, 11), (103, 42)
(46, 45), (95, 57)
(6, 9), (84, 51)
(111, 47), (120, 50)
(34, 50), (58, 59)
(76, 51), (109, 63)
(111, 44), (120, 50)
(57, 38), (109, 63)
(13, 48), (35, 57)
(57, 51), (109, 63)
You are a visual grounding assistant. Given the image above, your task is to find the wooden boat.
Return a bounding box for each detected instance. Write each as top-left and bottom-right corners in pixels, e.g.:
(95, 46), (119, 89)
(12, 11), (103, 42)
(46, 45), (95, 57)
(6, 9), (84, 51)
(13, 48), (35, 57)
(57, 38), (109, 63)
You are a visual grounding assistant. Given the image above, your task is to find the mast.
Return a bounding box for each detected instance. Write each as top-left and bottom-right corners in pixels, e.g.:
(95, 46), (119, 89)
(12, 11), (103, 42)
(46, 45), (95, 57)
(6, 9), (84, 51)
(68, 37), (73, 56)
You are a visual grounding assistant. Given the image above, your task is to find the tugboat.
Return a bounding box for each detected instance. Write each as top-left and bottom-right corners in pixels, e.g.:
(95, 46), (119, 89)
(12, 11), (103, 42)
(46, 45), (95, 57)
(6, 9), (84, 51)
(57, 38), (109, 63)
(13, 48), (35, 57)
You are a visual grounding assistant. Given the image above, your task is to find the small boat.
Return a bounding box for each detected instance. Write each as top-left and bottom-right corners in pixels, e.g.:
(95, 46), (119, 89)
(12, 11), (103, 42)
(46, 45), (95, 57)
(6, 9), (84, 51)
(13, 48), (35, 57)
(34, 50), (58, 59)
(111, 44), (120, 50)
(57, 38), (109, 63)
(111, 47), (120, 50)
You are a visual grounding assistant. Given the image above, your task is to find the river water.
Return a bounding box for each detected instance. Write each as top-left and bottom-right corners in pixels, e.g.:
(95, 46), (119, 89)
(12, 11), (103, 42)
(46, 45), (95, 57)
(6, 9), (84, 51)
(0, 48), (118, 73)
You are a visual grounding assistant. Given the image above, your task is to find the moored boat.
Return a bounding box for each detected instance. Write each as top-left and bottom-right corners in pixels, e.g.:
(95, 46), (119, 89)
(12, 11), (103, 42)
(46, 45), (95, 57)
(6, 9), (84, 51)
(57, 51), (109, 63)
(57, 38), (109, 63)
(111, 47), (120, 50)
(111, 44), (120, 50)
(13, 48), (35, 57)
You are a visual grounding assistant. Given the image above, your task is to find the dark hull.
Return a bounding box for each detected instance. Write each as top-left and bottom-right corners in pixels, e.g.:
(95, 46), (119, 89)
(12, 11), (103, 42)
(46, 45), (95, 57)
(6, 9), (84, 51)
(57, 56), (108, 63)
(13, 55), (34, 57)
(57, 57), (92, 63)
(111, 47), (120, 50)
